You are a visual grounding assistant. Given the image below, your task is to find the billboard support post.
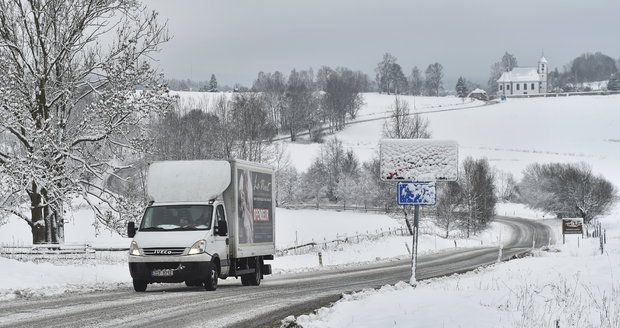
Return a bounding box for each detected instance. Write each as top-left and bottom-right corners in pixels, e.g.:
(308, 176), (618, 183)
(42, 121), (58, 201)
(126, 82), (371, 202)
(410, 204), (420, 286)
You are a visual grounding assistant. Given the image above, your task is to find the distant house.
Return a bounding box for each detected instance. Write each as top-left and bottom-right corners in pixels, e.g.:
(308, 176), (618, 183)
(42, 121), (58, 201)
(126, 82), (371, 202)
(468, 88), (488, 101)
(497, 56), (548, 96)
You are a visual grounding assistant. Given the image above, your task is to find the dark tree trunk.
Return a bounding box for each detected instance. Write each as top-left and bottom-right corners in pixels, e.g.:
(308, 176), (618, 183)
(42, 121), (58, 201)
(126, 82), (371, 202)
(29, 183), (46, 244)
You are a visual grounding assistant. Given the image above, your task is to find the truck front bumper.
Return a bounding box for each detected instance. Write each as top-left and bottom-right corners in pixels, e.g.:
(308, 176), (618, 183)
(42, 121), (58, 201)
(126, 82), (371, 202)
(129, 261), (213, 283)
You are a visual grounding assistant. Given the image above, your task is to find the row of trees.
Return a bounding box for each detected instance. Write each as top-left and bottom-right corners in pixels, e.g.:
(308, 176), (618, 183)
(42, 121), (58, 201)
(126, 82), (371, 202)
(375, 53), (445, 96)
(166, 74), (221, 92)
(252, 67), (367, 140)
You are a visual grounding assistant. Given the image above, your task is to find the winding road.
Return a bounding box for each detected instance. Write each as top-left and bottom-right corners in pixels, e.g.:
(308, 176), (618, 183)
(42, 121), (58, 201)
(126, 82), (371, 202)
(0, 216), (553, 328)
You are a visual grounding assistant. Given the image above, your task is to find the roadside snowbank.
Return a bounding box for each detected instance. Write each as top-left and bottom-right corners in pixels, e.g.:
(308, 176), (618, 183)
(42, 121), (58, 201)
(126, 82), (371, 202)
(0, 257), (129, 301)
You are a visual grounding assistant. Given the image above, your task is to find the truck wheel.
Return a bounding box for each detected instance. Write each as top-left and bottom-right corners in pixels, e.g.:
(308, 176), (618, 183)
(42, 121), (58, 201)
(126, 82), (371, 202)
(204, 265), (218, 291)
(133, 279), (147, 292)
(241, 261), (261, 286)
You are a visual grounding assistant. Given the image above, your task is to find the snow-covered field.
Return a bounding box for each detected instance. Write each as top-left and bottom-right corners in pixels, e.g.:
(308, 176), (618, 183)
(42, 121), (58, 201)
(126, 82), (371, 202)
(281, 94), (620, 327)
(288, 215), (620, 328)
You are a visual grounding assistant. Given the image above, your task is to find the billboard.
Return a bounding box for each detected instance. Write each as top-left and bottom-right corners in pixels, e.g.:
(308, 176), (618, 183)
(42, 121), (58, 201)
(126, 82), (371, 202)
(562, 218), (583, 235)
(379, 139), (458, 182)
(237, 169), (274, 244)
(398, 182), (436, 205)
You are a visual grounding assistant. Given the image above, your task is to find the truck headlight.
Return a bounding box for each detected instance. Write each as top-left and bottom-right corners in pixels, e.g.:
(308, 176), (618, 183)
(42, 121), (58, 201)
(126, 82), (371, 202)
(129, 241), (143, 256)
(188, 240), (206, 255)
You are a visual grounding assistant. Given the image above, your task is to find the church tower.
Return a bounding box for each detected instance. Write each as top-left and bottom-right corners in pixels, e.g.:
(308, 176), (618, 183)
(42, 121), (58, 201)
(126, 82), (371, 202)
(538, 55), (548, 93)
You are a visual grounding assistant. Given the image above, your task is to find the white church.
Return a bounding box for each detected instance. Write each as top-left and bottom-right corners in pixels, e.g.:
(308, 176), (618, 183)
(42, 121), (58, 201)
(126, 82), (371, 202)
(497, 56), (548, 96)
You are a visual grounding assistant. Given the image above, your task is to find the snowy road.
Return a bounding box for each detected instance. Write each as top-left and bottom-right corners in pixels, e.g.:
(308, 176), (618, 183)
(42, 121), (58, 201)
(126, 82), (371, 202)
(0, 217), (552, 328)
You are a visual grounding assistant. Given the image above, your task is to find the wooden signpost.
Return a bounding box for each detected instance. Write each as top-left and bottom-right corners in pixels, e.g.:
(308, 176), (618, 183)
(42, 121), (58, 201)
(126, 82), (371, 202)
(561, 218), (583, 244)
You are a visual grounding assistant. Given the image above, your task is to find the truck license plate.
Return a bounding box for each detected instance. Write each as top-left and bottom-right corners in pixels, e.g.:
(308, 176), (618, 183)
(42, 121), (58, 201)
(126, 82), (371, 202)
(152, 269), (174, 277)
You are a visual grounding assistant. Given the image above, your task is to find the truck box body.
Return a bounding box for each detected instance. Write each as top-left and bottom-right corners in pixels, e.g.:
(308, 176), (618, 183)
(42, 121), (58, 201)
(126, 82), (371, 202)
(223, 160), (276, 258)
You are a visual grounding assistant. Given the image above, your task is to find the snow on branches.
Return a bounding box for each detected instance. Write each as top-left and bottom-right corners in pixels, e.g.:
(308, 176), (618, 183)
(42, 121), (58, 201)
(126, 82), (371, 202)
(0, 0), (173, 243)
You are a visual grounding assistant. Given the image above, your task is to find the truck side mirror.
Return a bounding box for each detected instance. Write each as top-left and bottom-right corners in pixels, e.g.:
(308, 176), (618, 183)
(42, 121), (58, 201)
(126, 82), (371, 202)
(217, 221), (228, 236)
(127, 221), (137, 238)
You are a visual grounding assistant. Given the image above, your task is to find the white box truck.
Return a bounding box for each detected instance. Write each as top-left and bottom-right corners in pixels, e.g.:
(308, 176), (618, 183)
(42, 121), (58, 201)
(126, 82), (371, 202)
(127, 159), (275, 292)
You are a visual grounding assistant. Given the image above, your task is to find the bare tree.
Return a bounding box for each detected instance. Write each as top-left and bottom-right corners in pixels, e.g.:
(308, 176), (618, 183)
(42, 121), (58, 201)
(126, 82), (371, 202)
(375, 53), (398, 94)
(435, 181), (464, 238)
(150, 110), (226, 161)
(283, 69), (317, 141)
(460, 157), (497, 237)
(358, 154), (395, 212)
(231, 93), (276, 162)
(408, 66), (424, 96)
(519, 163), (617, 223)
(335, 150), (360, 208)
(383, 96), (431, 139)
(252, 71), (286, 133)
(213, 95), (236, 159)
(494, 169), (518, 202)
(321, 68), (364, 131)
(488, 52), (518, 92)
(301, 158), (327, 208)
(0, 0), (172, 243)
(424, 63), (444, 96)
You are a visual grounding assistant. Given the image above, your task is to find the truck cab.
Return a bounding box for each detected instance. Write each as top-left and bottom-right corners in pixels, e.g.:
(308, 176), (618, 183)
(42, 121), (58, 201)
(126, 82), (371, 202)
(128, 200), (230, 291)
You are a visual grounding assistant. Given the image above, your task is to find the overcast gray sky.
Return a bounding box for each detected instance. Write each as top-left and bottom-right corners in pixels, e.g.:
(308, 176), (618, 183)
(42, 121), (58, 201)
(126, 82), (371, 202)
(147, 0), (620, 87)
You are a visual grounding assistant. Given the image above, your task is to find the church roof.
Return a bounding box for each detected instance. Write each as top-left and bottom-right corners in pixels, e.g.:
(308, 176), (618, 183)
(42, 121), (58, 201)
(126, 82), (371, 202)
(497, 67), (541, 83)
(539, 56), (548, 63)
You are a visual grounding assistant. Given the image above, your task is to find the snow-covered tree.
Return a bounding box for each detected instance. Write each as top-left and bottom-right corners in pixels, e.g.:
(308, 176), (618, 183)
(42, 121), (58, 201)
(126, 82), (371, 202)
(209, 74), (218, 92)
(0, 0), (172, 243)
(519, 163), (617, 223)
(455, 77), (469, 98)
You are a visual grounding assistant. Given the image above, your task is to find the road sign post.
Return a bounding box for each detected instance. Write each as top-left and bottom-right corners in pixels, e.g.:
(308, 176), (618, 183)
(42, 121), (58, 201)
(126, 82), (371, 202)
(411, 204), (420, 285)
(380, 139), (458, 287)
(561, 218), (584, 245)
(397, 182), (435, 286)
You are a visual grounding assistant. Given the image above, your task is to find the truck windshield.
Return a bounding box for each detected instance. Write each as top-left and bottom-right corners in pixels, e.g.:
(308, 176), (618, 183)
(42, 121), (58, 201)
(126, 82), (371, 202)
(139, 205), (213, 231)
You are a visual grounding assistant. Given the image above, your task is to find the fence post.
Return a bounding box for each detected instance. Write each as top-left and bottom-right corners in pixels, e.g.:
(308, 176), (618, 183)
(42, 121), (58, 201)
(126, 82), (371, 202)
(318, 252), (323, 266)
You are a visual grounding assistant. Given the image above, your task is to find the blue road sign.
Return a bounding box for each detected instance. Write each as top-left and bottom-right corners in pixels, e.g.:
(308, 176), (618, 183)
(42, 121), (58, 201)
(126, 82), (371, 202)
(398, 182), (436, 205)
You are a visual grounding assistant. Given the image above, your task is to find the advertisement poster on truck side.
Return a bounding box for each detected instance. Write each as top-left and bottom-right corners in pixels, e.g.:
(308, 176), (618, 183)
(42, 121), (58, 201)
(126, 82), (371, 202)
(237, 168), (274, 244)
